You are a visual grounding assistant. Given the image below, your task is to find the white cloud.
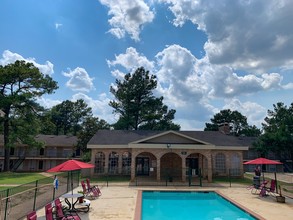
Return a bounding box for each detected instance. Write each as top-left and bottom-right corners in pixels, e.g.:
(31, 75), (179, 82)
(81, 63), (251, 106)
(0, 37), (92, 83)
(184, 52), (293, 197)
(100, 0), (155, 41)
(107, 47), (154, 74)
(159, 0), (293, 71)
(72, 92), (114, 123)
(106, 44), (289, 128)
(0, 50), (54, 75)
(223, 99), (267, 128)
(283, 82), (293, 90)
(62, 67), (95, 92)
(36, 97), (62, 109)
(55, 23), (63, 30)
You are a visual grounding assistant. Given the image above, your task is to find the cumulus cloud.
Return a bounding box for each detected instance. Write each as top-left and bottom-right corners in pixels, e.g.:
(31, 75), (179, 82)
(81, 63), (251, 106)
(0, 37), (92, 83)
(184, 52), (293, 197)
(0, 50), (54, 75)
(223, 98), (267, 128)
(107, 47), (154, 77)
(72, 92), (114, 123)
(62, 67), (95, 92)
(106, 44), (287, 127)
(36, 97), (62, 109)
(100, 0), (155, 41)
(159, 0), (293, 71)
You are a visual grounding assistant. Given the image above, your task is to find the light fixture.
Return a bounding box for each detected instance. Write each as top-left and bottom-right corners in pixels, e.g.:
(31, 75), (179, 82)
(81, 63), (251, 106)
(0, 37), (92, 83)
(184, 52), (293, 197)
(167, 143), (171, 148)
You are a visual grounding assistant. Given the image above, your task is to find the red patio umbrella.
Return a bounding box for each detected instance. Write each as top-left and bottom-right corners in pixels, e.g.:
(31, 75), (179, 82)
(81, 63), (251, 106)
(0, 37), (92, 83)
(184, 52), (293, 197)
(243, 157), (282, 165)
(47, 159), (94, 172)
(47, 159), (94, 197)
(243, 157), (282, 193)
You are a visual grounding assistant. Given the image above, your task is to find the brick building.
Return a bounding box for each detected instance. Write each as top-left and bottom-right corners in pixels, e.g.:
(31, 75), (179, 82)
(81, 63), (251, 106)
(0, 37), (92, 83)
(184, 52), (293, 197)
(87, 130), (250, 182)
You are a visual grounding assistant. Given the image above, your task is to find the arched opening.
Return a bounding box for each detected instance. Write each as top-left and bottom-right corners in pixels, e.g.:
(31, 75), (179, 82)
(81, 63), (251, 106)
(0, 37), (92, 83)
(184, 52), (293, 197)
(108, 151), (119, 174)
(122, 151), (131, 175)
(215, 153), (226, 176)
(94, 152), (105, 174)
(160, 152), (182, 181)
(136, 152), (156, 178)
(231, 153), (241, 176)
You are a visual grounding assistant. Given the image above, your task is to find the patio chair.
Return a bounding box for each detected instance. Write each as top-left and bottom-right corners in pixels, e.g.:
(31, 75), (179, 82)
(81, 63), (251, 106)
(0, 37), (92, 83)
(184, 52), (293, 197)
(45, 203), (54, 220)
(86, 178), (102, 197)
(81, 180), (100, 199)
(248, 179), (268, 194)
(26, 210), (37, 220)
(54, 198), (68, 212)
(55, 202), (81, 220)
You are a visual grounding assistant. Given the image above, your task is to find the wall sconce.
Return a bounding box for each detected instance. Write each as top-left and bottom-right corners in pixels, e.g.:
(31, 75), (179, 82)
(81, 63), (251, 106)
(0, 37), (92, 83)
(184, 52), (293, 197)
(167, 143), (171, 148)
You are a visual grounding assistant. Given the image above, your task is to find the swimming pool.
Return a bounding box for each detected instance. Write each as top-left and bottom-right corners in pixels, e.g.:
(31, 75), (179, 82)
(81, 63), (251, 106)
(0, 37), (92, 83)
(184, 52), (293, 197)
(141, 191), (258, 220)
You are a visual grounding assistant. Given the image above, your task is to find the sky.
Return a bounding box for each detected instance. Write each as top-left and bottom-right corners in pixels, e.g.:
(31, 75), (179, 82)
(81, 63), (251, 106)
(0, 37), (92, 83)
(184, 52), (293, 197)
(0, 0), (293, 130)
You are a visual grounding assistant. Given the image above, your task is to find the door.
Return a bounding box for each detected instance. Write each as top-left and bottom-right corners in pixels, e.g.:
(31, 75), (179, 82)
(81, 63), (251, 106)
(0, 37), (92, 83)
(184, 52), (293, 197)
(136, 157), (149, 176)
(186, 158), (199, 176)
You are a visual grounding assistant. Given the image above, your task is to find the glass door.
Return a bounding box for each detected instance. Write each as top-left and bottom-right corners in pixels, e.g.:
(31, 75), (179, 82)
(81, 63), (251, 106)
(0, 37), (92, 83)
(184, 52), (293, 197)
(136, 157), (149, 176)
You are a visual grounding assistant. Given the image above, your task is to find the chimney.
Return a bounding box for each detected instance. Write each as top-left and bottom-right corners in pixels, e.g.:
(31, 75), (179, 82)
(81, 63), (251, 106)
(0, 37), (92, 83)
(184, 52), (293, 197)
(218, 122), (230, 135)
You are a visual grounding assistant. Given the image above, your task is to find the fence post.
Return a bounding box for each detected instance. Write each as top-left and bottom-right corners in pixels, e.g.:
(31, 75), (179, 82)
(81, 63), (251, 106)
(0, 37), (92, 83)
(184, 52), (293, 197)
(33, 180), (38, 211)
(4, 188), (10, 220)
(199, 168), (202, 187)
(229, 169), (231, 187)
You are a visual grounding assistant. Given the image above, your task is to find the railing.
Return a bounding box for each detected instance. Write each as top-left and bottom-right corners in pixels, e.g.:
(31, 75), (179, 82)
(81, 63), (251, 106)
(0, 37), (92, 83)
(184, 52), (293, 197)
(0, 171), (80, 220)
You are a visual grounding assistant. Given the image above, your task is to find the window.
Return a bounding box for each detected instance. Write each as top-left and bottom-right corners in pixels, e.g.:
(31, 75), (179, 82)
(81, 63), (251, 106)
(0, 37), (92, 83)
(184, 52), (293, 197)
(10, 147), (15, 156)
(38, 160), (43, 170)
(63, 149), (72, 157)
(230, 153), (241, 176)
(94, 152), (105, 174)
(40, 148), (44, 156)
(122, 152), (131, 175)
(108, 152), (119, 174)
(215, 153), (226, 174)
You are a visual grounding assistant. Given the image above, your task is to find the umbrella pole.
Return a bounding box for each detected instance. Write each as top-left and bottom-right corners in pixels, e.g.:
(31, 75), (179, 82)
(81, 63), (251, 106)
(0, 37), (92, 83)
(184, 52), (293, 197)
(71, 171), (74, 206)
(275, 172), (278, 194)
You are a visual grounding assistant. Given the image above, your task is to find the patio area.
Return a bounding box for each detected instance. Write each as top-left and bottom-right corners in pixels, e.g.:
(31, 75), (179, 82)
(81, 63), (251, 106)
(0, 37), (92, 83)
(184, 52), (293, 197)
(30, 181), (293, 220)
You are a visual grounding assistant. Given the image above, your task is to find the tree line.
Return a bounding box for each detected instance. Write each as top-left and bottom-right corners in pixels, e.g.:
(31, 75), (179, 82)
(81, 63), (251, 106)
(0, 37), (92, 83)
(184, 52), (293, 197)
(1, 61), (292, 171)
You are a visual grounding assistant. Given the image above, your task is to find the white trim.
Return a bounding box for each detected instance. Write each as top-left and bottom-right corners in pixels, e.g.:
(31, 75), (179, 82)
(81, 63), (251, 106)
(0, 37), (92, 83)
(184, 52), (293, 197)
(130, 130), (211, 145)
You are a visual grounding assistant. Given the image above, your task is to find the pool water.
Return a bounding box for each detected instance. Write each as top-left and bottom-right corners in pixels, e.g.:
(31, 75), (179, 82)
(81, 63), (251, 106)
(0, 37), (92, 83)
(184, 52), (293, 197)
(142, 191), (257, 220)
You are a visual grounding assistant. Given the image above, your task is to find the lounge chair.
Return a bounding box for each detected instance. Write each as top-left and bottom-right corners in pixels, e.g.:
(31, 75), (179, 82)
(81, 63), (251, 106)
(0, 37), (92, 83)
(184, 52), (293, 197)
(81, 180), (100, 199)
(86, 178), (102, 197)
(26, 210), (37, 220)
(260, 179), (277, 197)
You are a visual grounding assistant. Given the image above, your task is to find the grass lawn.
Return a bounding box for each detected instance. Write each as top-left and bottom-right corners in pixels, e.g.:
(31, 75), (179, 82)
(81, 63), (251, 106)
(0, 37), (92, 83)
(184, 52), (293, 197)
(0, 172), (47, 185)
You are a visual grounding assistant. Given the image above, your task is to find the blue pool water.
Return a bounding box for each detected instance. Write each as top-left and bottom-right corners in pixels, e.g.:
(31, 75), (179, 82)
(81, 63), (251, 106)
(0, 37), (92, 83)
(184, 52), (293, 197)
(142, 191), (257, 220)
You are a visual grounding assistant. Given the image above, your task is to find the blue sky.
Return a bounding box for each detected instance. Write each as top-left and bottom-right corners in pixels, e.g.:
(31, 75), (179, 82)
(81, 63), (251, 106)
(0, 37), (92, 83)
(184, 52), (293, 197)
(1, 0), (293, 130)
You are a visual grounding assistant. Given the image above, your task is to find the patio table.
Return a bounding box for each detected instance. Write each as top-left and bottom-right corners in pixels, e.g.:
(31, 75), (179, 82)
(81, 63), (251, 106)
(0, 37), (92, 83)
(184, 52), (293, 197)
(62, 193), (90, 212)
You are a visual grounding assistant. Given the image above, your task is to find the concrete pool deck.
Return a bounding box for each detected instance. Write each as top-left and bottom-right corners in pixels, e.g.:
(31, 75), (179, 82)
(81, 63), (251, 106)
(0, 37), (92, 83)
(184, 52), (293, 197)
(33, 182), (293, 220)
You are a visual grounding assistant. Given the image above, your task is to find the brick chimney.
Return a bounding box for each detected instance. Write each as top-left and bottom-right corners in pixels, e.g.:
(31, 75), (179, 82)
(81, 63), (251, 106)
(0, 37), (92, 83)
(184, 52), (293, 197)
(218, 122), (230, 135)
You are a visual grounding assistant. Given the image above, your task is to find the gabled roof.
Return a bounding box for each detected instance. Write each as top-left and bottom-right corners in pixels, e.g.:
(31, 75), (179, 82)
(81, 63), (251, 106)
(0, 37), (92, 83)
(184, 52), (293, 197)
(0, 135), (77, 147)
(130, 130), (210, 145)
(87, 130), (251, 148)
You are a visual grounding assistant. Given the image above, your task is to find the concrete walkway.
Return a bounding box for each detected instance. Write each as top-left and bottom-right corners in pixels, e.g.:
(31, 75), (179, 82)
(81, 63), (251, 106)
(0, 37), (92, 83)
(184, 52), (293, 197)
(32, 182), (293, 220)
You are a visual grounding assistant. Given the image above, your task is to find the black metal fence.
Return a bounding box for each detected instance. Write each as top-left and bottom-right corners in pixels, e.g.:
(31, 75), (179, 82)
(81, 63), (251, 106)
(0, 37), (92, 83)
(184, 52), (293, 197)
(133, 168), (245, 187)
(0, 171), (80, 220)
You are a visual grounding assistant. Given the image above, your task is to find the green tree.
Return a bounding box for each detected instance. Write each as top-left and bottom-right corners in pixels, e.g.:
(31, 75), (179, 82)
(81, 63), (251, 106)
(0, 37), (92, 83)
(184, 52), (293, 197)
(76, 117), (110, 154)
(255, 102), (293, 169)
(0, 60), (58, 171)
(49, 99), (93, 135)
(109, 67), (180, 130)
(204, 109), (260, 136)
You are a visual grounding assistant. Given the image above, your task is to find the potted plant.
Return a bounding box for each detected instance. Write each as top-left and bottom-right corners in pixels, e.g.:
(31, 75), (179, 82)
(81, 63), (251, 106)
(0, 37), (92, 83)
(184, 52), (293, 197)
(276, 186), (286, 203)
(77, 191), (85, 203)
